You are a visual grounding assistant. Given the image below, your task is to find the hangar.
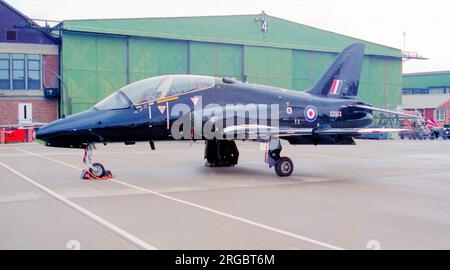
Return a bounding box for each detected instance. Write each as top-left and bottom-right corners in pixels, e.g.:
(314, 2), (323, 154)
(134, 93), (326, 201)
(402, 71), (450, 125)
(58, 13), (403, 116)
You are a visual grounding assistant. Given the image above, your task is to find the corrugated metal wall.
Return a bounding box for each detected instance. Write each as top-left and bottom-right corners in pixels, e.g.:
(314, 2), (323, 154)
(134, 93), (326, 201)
(189, 42), (242, 78)
(358, 57), (402, 109)
(292, 50), (336, 90)
(129, 37), (188, 82)
(61, 32), (401, 115)
(244, 46), (292, 89)
(403, 73), (450, 89)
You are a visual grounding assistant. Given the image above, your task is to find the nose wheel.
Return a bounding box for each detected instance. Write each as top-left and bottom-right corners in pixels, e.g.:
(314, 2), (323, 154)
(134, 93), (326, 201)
(81, 144), (113, 180)
(89, 162), (106, 178)
(274, 157), (294, 177)
(265, 139), (294, 177)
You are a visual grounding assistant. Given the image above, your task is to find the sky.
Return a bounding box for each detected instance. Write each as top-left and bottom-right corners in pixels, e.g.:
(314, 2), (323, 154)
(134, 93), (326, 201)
(6, 0), (450, 73)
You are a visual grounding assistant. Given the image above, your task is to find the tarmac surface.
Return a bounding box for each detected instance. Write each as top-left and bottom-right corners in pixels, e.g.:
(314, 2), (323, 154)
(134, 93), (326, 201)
(0, 139), (449, 250)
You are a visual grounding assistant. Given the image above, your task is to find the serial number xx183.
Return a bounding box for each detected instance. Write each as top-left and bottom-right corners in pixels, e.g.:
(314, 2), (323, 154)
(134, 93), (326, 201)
(329, 111), (342, 118)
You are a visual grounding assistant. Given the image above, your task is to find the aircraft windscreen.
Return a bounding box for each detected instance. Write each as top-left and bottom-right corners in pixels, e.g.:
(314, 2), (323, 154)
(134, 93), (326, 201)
(120, 75), (216, 104)
(94, 91), (130, 110)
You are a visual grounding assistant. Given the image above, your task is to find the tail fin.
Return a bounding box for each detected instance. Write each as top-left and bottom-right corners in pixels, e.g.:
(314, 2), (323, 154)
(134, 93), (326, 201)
(307, 43), (364, 97)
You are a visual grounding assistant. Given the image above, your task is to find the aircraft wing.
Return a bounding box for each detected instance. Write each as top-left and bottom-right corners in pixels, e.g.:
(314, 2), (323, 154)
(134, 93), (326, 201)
(222, 125), (312, 139)
(276, 127), (410, 137)
(312, 127), (410, 135)
(346, 104), (423, 118)
(221, 125), (410, 139)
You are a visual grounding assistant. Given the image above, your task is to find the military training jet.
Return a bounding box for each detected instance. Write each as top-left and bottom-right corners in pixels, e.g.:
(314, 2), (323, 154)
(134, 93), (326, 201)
(36, 43), (415, 178)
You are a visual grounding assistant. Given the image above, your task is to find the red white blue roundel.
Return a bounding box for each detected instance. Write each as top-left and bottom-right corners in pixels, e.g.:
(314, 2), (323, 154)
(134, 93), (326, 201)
(304, 105), (317, 122)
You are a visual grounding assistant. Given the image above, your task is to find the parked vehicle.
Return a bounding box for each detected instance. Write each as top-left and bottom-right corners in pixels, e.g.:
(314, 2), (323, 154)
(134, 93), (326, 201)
(442, 125), (450, 139)
(399, 119), (433, 140)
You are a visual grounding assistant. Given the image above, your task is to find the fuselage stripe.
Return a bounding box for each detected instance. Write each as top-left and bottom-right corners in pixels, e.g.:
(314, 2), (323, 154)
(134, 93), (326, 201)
(157, 96), (179, 104)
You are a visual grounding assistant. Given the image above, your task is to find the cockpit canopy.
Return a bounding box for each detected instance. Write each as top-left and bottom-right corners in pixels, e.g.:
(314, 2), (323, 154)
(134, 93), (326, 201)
(95, 75), (216, 110)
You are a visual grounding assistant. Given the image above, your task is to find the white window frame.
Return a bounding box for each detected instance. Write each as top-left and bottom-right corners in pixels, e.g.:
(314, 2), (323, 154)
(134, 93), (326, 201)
(415, 109), (424, 117)
(436, 109), (446, 122)
(0, 53), (42, 91)
(18, 103), (33, 124)
(27, 54), (43, 90)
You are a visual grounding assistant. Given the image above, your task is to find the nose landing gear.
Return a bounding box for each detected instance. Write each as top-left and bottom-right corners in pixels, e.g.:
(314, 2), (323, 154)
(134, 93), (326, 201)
(80, 143), (113, 180)
(266, 139), (294, 177)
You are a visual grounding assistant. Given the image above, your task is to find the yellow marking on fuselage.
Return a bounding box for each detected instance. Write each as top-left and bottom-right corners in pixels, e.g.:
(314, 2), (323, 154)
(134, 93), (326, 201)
(156, 96), (179, 104)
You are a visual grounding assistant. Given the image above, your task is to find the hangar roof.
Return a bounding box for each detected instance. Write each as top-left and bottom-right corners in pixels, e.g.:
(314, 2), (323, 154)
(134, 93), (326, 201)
(404, 70), (450, 77)
(62, 14), (401, 58)
(403, 70), (450, 89)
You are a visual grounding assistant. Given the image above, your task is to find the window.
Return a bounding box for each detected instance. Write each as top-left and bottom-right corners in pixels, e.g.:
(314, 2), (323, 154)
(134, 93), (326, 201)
(166, 75), (216, 96)
(95, 91), (130, 110)
(429, 87), (445, 94)
(0, 53), (42, 90)
(436, 109), (446, 122)
(27, 54), (41, 90)
(12, 54), (25, 89)
(401, 88), (429, 95)
(415, 109), (424, 117)
(0, 54), (9, 89)
(120, 75), (216, 104)
(5, 30), (17, 41)
(120, 76), (167, 104)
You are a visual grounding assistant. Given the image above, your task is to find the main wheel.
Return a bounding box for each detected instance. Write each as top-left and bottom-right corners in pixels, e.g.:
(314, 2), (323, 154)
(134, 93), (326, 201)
(275, 157), (294, 177)
(89, 162), (106, 178)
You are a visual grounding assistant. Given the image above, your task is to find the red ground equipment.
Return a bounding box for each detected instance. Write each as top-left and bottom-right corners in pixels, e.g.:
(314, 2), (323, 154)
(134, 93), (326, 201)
(80, 144), (113, 180)
(1, 128), (34, 144)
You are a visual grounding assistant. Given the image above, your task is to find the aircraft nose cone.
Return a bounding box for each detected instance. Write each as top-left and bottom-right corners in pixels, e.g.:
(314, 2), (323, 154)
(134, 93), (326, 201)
(35, 122), (60, 140)
(36, 111), (89, 141)
(35, 109), (105, 148)
(35, 125), (51, 140)
(35, 126), (45, 140)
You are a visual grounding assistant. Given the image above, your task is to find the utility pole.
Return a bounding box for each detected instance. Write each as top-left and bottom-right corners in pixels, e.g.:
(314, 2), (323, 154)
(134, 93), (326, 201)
(403, 31), (406, 51)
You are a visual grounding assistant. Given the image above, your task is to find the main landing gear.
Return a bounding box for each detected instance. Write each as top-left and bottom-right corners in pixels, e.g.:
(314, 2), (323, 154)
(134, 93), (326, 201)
(204, 139), (239, 167)
(265, 139), (294, 177)
(204, 138), (294, 177)
(80, 143), (113, 180)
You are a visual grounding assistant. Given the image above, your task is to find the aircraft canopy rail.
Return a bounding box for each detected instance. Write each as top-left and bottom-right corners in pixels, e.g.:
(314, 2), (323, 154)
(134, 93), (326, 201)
(121, 75), (215, 104)
(95, 75), (216, 110)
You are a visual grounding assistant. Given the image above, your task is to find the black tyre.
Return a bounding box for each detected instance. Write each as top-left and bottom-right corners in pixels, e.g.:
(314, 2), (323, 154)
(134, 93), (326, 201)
(275, 157), (294, 177)
(89, 162), (106, 178)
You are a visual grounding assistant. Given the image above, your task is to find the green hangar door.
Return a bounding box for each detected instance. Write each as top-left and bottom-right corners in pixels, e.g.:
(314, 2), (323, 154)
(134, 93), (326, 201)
(292, 50), (336, 91)
(244, 46), (292, 89)
(128, 38), (188, 83)
(189, 42), (243, 79)
(61, 33), (128, 115)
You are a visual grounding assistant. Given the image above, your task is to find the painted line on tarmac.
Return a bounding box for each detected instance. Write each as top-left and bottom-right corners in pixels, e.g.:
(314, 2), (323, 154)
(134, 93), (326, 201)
(16, 147), (345, 250)
(0, 160), (157, 251)
(0, 151), (189, 158)
(110, 179), (345, 250)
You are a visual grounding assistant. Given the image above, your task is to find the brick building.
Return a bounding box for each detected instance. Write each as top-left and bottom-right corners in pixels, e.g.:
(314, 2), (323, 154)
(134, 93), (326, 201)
(0, 0), (59, 128)
(402, 71), (450, 126)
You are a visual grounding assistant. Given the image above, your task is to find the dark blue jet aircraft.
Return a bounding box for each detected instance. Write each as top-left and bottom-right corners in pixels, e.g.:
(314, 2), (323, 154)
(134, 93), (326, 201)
(36, 43), (414, 178)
